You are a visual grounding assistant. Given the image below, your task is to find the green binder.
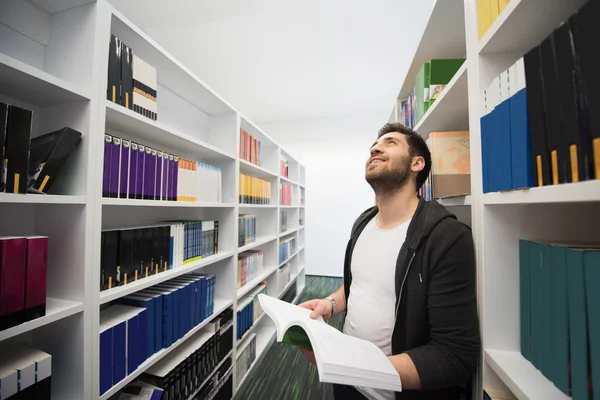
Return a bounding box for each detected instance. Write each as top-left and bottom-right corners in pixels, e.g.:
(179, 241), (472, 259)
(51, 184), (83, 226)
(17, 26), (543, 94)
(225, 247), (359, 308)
(428, 58), (465, 108)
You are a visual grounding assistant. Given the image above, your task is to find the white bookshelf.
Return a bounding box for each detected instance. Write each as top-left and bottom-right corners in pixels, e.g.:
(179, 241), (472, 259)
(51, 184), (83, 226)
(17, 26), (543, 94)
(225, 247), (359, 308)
(0, 1), (307, 399)
(386, 0), (598, 399)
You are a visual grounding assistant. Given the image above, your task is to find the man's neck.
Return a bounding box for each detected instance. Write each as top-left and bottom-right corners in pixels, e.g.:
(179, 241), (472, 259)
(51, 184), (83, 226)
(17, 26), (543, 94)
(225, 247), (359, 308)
(375, 185), (419, 230)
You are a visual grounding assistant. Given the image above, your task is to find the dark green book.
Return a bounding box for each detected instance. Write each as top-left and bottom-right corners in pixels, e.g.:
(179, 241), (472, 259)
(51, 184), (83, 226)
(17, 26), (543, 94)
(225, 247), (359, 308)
(282, 326), (312, 350)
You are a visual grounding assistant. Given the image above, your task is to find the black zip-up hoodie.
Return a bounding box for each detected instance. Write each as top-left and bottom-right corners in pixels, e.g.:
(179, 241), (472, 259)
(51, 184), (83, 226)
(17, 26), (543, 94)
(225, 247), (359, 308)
(343, 197), (480, 400)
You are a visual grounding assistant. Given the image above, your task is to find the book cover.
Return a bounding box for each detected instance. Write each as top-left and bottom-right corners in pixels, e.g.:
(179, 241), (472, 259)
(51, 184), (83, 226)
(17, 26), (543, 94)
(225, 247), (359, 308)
(129, 142), (138, 199)
(4, 105), (32, 194)
(162, 153), (169, 202)
(119, 139), (130, 199)
(121, 42), (133, 110)
(0, 237), (27, 330)
(109, 136), (121, 198)
(156, 151), (163, 201)
(103, 135), (112, 197)
(107, 34), (121, 103)
(24, 236), (48, 322)
(150, 149), (157, 200)
(136, 144), (144, 200)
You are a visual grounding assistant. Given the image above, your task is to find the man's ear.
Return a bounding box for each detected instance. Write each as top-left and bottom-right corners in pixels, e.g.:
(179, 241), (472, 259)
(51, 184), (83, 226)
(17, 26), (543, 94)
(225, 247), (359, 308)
(411, 156), (425, 173)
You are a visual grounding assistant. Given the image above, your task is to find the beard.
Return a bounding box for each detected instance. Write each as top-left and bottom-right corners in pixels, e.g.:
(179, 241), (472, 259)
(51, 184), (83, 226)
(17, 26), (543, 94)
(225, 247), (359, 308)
(365, 156), (412, 195)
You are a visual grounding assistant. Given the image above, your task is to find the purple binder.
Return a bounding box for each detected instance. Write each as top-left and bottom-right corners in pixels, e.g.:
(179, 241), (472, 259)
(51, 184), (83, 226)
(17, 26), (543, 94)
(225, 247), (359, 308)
(144, 147), (152, 200)
(129, 142), (138, 199)
(150, 149), (157, 200)
(136, 144), (144, 200)
(173, 156), (179, 201)
(110, 136), (121, 198)
(156, 151), (163, 200)
(162, 153), (169, 201)
(103, 135), (112, 197)
(119, 139), (130, 199)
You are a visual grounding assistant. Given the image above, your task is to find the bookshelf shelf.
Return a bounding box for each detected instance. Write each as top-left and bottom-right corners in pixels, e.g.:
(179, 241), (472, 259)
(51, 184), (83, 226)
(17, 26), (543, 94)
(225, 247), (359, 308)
(1, 1), (307, 398)
(187, 349), (233, 400)
(102, 198), (235, 208)
(478, 0), (588, 55)
(438, 195), (472, 207)
(279, 252), (297, 267)
(99, 251), (235, 305)
(279, 228), (298, 237)
(482, 180), (600, 205)
(239, 159), (278, 180)
(239, 204), (278, 209)
(278, 274), (298, 298)
(0, 298), (83, 341)
(413, 62), (468, 140)
(236, 266), (277, 299)
(105, 101), (236, 163)
(280, 205), (297, 209)
(238, 235), (277, 253)
(280, 176), (297, 185)
(0, 53), (91, 106)
(99, 298), (233, 400)
(397, 0), (466, 100)
(485, 350), (571, 400)
(384, 0), (599, 398)
(0, 193), (86, 204)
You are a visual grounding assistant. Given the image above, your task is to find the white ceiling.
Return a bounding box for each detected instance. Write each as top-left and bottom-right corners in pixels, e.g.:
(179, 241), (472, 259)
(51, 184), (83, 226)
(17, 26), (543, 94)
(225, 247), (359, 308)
(108, 0), (434, 124)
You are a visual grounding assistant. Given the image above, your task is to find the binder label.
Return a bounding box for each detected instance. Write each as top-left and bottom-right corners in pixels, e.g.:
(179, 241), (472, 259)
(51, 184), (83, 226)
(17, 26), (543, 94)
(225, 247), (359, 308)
(551, 150), (558, 185)
(570, 145), (579, 183)
(594, 138), (600, 179)
(536, 155), (543, 187)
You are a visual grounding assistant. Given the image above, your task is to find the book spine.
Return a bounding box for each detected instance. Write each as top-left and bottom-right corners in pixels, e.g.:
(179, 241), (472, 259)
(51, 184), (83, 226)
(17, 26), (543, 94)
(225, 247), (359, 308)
(24, 237), (48, 322)
(103, 134), (112, 197)
(129, 142), (138, 199)
(119, 139), (130, 199)
(109, 136), (121, 198)
(136, 144), (145, 200)
(0, 237), (27, 330)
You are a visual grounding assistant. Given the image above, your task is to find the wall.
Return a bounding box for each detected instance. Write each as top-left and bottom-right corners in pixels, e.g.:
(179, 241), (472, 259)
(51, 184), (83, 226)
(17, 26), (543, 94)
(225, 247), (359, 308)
(262, 113), (386, 277)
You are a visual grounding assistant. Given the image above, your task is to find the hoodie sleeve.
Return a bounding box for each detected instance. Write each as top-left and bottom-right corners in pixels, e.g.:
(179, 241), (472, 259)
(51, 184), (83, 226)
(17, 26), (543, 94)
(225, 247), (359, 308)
(403, 229), (480, 390)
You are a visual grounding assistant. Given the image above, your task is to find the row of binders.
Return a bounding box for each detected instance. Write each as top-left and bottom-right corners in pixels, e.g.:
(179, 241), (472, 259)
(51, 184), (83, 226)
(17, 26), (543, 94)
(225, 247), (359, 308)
(1, 102), (82, 195)
(236, 333), (256, 386)
(108, 35), (158, 121)
(279, 263), (292, 292)
(237, 283), (266, 341)
(0, 237), (48, 331)
(399, 58), (466, 129)
(280, 183), (293, 206)
(138, 308), (233, 400)
(99, 272), (217, 395)
(420, 131), (471, 200)
(239, 128), (262, 166)
(279, 237), (295, 264)
(477, 0), (511, 40)
(519, 240), (599, 399)
(0, 343), (51, 400)
(237, 250), (264, 289)
(482, 0), (600, 193)
(238, 214), (257, 247)
(103, 134), (222, 203)
(100, 221), (219, 291)
(239, 174), (271, 205)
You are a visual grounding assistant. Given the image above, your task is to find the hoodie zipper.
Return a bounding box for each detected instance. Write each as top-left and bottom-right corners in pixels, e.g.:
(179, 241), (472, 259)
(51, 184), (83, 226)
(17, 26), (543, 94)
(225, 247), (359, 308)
(394, 250), (416, 320)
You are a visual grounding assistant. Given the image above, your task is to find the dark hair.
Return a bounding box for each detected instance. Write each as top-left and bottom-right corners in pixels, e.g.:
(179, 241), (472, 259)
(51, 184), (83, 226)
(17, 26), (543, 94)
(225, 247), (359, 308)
(377, 123), (432, 191)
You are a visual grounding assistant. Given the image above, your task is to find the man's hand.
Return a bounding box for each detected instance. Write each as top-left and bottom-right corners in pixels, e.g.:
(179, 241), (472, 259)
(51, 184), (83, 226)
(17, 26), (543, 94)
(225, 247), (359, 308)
(298, 299), (333, 320)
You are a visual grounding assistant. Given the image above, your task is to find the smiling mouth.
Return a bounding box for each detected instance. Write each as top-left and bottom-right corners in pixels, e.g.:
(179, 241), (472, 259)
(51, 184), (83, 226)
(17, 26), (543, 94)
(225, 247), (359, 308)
(369, 159), (385, 166)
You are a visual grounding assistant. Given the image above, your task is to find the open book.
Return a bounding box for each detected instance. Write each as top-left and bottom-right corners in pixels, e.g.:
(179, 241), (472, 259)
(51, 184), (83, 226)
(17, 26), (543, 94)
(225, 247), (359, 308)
(258, 294), (402, 392)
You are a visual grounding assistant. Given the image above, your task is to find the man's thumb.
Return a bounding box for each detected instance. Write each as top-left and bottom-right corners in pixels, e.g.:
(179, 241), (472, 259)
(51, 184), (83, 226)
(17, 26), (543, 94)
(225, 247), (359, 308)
(309, 302), (324, 319)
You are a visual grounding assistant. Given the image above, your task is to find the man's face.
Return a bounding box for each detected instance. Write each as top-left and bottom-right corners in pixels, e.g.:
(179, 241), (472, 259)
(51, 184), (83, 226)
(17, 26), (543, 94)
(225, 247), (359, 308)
(365, 132), (412, 192)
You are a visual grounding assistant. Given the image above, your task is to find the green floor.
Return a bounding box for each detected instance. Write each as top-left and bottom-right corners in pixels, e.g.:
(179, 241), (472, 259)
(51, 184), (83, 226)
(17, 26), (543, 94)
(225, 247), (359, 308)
(234, 275), (344, 400)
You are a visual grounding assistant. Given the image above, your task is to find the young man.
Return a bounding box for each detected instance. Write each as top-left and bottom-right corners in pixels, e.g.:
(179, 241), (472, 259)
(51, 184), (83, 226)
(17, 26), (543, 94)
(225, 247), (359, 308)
(299, 123), (480, 400)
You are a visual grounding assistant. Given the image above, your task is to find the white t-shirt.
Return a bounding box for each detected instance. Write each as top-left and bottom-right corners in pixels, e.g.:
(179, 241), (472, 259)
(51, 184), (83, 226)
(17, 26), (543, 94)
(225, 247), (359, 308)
(343, 215), (410, 400)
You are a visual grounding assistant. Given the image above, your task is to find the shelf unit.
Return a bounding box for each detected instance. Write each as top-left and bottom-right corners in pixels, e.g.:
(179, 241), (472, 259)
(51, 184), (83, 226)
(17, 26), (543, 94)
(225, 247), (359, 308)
(386, 0), (598, 399)
(0, 1), (307, 399)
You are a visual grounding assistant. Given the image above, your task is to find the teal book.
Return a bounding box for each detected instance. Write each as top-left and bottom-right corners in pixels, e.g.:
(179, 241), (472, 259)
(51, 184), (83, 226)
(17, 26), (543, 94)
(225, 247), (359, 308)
(584, 250), (600, 400)
(519, 239), (531, 360)
(566, 248), (589, 400)
(550, 245), (569, 395)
